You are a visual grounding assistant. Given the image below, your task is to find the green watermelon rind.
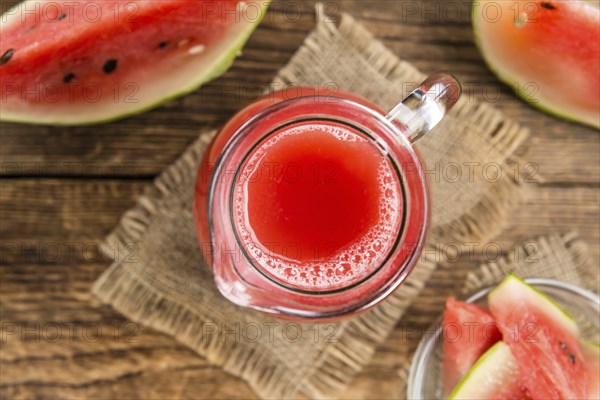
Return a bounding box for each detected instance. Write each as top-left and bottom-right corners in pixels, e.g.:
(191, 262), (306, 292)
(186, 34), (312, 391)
(0, 0), (271, 125)
(584, 341), (600, 350)
(448, 341), (518, 399)
(472, 0), (600, 130)
(489, 274), (579, 337)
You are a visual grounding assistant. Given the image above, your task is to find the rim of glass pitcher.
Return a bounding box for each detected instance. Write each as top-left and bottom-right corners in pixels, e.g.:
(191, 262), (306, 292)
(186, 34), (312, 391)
(207, 94), (429, 297)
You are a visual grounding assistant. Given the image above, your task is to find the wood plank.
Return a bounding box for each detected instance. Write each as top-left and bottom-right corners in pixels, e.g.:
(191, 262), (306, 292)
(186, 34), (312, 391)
(0, 178), (146, 242)
(2, 179), (598, 260)
(1, 367), (257, 400)
(1, 1), (598, 183)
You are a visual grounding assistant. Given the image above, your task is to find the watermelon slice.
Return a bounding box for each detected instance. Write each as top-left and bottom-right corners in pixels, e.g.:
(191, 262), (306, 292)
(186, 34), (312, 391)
(442, 298), (502, 395)
(488, 274), (588, 399)
(473, 0), (600, 128)
(583, 341), (600, 399)
(0, 0), (269, 125)
(449, 342), (525, 400)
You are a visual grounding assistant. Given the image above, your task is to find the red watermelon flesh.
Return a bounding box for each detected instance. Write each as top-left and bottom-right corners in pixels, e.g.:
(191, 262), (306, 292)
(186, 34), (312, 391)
(488, 275), (587, 400)
(583, 342), (600, 399)
(473, 0), (600, 128)
(0, 0), (269, 124)
(442, 298), (502, 395)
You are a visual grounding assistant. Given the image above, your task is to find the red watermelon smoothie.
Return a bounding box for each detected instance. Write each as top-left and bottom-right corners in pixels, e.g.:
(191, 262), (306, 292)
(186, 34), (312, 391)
(195, 74), (460, 320)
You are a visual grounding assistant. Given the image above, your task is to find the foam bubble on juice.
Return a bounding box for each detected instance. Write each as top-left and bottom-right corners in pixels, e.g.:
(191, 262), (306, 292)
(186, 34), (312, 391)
(234, 124), (402, 291)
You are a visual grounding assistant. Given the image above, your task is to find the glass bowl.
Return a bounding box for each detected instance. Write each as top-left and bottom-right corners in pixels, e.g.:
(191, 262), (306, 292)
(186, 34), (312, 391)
(407, 278), (600, 400)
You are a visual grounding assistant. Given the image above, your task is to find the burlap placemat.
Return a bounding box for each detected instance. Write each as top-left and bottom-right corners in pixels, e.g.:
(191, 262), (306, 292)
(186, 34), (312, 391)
(92, 10), (530, 400)
(396, 232), (599, 398)
(464, 232), (599, 294)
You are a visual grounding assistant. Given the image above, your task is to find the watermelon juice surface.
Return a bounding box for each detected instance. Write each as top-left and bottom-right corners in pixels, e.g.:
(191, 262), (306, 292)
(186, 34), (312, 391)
(233, 120), (403, 292)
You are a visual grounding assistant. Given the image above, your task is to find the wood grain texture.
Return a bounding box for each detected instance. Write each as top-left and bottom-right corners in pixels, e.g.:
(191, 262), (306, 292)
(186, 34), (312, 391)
(1, 0), (598, 399)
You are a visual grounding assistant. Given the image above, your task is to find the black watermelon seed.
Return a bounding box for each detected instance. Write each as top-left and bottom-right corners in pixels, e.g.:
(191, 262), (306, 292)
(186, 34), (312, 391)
(63, 73), (76, 83)
(103, 59), (118, 74)
(58, 13), (67, 20)
(159, 41), (169, 49)
(569, 353), (576, 365)
(540, 2), (556, 10)
(0, 48), (14, 65)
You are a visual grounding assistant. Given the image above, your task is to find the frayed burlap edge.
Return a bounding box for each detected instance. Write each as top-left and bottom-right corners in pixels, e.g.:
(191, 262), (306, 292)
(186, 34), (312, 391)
(93, 8), (531, 400)
(463, 232), (599, 294)
(99, 132), (215, 253)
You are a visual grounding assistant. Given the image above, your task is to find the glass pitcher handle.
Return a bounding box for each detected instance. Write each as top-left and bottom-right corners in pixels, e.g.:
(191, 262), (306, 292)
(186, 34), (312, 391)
(386, 71), (461, 143)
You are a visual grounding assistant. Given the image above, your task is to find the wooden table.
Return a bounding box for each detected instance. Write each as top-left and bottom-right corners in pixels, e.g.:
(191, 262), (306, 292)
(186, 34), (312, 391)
(1, 1), (598, 398)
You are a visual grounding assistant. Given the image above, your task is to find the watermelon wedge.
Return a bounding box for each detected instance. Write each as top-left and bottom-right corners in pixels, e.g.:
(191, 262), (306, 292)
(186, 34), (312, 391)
(488, 274), (587, 399)
(583, 341), (600, 399)
(442, 298), (502, 395)
(473, 0), (600, 128)
(449, 342), (525, 400)
(0, 0), (269, 125)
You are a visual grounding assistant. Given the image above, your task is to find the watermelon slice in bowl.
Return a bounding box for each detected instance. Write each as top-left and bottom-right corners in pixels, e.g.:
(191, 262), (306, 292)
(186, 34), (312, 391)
(488, 275), (588, 399)
(442, 298), (502, 395)
(407, 278), (599, 400)
(0, 0), (269, 125)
